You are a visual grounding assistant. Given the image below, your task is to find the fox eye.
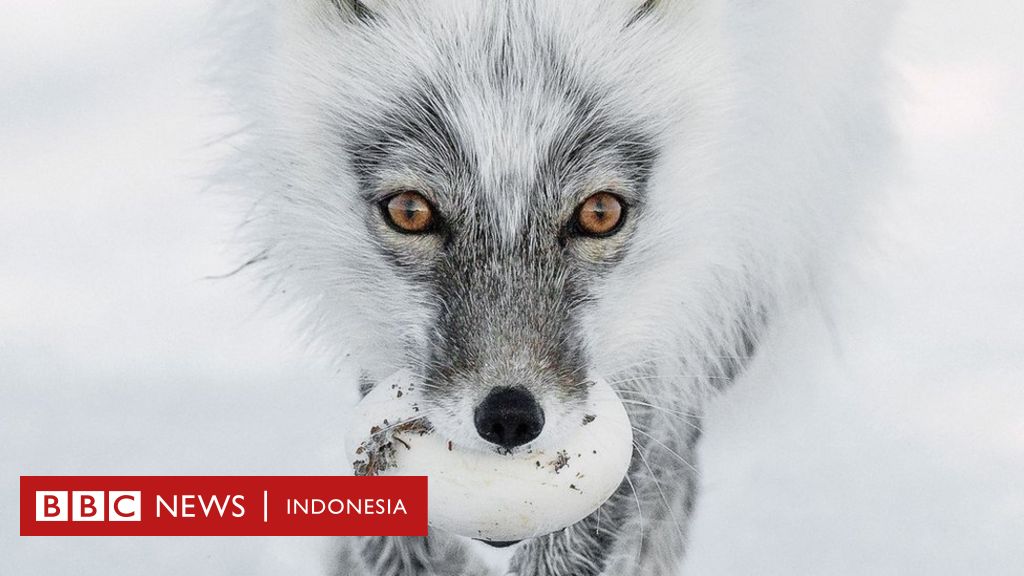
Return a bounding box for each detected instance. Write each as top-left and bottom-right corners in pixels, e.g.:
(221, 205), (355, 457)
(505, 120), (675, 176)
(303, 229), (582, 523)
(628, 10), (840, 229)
(573, 192), (625, 237)
(383, 191), (435, 233)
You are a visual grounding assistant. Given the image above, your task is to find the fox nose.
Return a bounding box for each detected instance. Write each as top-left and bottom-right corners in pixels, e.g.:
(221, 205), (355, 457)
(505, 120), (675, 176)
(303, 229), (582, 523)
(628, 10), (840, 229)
(474, 387), (545, 450)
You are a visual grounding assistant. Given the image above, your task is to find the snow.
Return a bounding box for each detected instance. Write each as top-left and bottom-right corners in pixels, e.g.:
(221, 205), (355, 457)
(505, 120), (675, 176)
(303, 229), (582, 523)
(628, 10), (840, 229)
(2, 1), (1022, 574)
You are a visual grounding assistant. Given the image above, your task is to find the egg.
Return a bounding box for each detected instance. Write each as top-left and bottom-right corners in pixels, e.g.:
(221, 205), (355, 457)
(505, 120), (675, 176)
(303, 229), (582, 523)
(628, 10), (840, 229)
(345, 371), (634, 542)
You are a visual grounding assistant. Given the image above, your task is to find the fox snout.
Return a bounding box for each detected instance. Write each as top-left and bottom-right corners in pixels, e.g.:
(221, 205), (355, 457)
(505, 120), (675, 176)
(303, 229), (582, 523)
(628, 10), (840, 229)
(474, 387), (546, 451)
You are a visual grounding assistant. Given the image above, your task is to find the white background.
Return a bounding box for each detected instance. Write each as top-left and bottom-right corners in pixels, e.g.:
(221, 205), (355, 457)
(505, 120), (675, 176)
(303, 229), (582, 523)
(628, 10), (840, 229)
(2, 1), (1022, 574)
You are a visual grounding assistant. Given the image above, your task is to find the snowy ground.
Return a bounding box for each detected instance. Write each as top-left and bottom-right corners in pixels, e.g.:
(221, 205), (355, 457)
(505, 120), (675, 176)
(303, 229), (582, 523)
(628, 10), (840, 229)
(2, 1), (1022, 574)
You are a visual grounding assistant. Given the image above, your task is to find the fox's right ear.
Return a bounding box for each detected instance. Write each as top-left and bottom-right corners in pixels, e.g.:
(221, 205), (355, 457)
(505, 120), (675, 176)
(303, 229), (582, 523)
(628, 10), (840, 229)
(625, 0), (691, 27)
(327, 0), (376, 22)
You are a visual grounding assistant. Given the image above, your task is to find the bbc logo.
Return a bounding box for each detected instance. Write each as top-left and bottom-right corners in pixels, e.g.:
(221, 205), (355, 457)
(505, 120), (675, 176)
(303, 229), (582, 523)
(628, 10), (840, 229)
(35, 491), (141, 522)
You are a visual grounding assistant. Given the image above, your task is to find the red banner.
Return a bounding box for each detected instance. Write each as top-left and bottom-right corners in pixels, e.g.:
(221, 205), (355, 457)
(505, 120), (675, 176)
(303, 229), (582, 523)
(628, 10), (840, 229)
(20, 476), (427, 536)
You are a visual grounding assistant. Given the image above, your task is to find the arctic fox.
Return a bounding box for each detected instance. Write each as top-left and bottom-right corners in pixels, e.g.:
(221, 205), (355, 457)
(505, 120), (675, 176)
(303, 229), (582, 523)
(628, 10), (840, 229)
(221, 1), (893, 574)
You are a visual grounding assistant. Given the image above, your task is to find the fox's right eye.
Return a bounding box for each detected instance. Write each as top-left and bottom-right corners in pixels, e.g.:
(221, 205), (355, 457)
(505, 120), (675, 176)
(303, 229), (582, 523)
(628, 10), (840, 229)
(573, 192), (625, 237)
(382, 191), (436, 234)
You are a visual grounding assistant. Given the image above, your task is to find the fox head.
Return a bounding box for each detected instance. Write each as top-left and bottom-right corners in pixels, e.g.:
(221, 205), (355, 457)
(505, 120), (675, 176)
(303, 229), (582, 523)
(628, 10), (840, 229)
(225, 0), (889, 453)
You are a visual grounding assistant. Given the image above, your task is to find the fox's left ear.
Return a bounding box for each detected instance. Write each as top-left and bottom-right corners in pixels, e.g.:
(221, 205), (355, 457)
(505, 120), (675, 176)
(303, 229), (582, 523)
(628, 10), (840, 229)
(632, 0), (659, 20)
(624, 0), (684, 26)
(326, 0), (376, 22)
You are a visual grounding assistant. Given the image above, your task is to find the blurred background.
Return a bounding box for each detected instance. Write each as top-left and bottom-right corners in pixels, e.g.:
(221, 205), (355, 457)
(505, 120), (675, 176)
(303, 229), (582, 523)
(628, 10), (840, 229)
(2, 1), (1022, 574)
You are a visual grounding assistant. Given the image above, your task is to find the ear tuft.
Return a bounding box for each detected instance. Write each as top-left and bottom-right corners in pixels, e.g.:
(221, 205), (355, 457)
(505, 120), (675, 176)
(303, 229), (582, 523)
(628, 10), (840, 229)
(329, 0), (375, 22)
(627, 0), (663, 27)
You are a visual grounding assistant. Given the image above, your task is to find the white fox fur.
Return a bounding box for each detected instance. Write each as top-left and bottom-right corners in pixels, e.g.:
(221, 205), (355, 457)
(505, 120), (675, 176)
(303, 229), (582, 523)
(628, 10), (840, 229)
(215, 1), (894, 574)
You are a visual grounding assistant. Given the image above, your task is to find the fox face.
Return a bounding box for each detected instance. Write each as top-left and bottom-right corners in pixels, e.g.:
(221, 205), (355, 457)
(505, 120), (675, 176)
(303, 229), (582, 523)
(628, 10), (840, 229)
(347, 39), (660, 451)
(230, 0), (887, 456)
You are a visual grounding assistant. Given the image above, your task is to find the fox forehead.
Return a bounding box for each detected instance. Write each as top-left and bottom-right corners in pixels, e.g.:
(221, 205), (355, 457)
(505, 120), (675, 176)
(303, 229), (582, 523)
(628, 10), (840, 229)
(284, 1), (659, 238)
(346, 79), (657, 239)
(319, 2), (663, 242)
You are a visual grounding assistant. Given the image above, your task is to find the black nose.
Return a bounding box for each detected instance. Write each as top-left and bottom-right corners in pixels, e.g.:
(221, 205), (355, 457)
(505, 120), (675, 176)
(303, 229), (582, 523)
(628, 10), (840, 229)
(474, 387), (545, 450)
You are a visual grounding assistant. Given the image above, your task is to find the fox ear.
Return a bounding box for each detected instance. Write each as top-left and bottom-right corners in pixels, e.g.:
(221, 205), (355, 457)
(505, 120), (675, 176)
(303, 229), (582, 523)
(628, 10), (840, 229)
(328, 0), (376, 22)
(635, 0), (660, 17)
(626, 0), (681, 26)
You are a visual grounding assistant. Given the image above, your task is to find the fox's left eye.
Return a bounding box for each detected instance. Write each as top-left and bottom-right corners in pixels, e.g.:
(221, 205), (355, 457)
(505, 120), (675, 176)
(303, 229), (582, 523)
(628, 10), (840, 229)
(573, 192), (625, 237)
(382, 191), (436, 233)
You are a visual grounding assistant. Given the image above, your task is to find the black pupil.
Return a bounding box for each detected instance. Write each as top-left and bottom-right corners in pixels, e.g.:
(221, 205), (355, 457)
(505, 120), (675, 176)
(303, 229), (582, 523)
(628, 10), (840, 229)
(403, 198), (419, 222)
(394, 195), (428, 228)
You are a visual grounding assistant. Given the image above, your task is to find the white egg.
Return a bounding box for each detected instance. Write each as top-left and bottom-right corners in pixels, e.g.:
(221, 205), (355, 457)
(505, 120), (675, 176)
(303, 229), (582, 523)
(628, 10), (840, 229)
(345, 371), (634, 542)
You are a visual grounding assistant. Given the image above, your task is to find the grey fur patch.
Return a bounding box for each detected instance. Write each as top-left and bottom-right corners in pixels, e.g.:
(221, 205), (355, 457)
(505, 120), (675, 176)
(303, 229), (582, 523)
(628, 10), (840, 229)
(329, 0), (375, 23)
